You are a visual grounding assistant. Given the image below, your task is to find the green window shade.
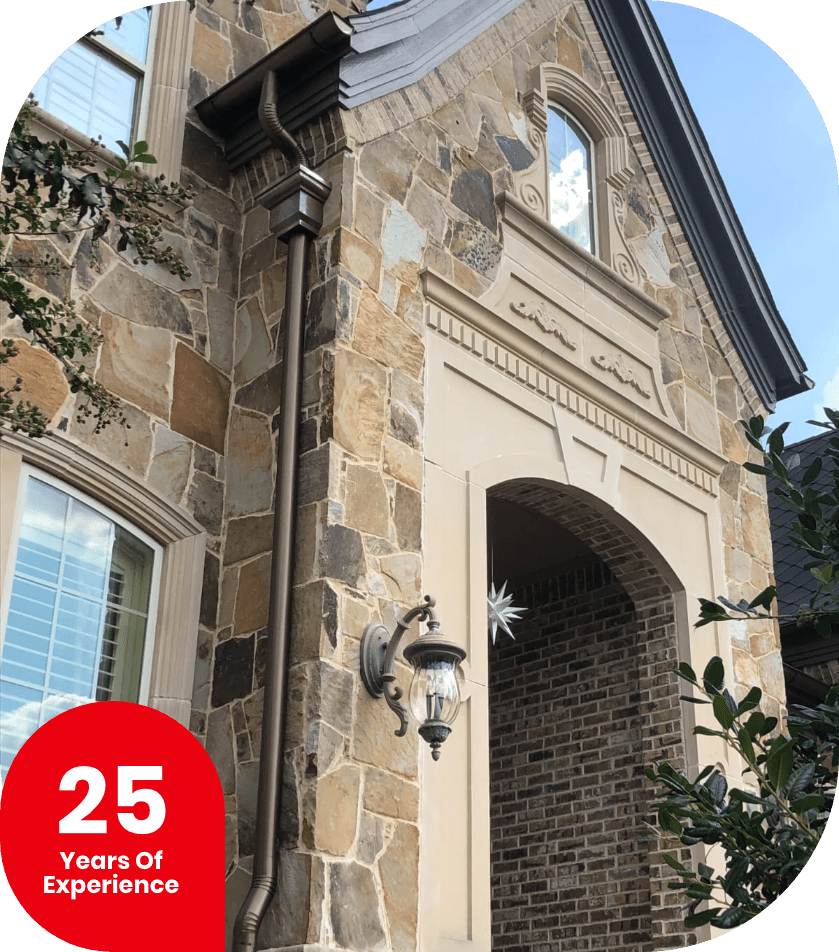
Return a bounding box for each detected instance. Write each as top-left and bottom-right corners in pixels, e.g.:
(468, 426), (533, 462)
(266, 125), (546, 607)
(548, 106), (595, 253)
(0, 476), (155, 777)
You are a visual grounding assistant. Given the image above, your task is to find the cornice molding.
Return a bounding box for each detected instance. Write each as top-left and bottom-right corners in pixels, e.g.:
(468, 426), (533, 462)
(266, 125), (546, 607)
(422, 268), (727, 493)
(586, 0), (810, 408)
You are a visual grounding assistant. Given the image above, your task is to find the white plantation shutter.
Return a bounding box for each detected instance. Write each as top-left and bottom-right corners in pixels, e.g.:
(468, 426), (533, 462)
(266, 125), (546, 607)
(0, 473), (157, 777)
(30, 7), (155, 154)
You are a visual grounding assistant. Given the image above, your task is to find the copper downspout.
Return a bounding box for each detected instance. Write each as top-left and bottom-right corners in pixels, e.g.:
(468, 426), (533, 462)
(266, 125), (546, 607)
(232, 70), (330, 952)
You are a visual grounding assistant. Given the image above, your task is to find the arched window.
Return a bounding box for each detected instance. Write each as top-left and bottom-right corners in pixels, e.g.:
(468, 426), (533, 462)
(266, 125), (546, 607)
(547, 106), (595, 253)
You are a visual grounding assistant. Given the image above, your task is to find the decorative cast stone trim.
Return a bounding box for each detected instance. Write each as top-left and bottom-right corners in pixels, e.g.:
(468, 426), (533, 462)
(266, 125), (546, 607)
(517, 63), (641, 280)
(592, 353), (651, 398)
(509, 300), (576, 350)
(145, 1), (195, 184)
(0, 431), (205, 728)
(423, 274), (725, 496)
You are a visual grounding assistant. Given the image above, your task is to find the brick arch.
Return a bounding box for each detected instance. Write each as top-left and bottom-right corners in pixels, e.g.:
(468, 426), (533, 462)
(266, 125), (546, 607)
(486, 478), (693, 950)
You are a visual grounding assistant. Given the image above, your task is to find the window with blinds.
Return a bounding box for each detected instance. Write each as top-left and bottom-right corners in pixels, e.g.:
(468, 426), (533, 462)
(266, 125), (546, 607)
(31, 7), (156, 155)
(0, 472), (158, 777)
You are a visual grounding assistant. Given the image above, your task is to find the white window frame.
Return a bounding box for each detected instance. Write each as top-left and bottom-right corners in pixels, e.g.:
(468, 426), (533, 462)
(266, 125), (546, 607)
(0, 431), (206, 728)
(26, 2), (194, 184)
(519, 64), (637, 282)
(0, 464), (163, 712)
(547, 103), (597, 255)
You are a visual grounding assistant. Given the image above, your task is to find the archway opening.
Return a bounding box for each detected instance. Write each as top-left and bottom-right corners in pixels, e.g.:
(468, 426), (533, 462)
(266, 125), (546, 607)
(486, 480), (690, 950)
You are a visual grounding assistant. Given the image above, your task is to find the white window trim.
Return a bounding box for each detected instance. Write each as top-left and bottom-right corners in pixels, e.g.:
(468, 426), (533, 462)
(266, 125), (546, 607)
(27, 1), (194, 184)
(0, 431), (206, 728)
(519, 63), (642, 286)
(1, 464), (163, 709)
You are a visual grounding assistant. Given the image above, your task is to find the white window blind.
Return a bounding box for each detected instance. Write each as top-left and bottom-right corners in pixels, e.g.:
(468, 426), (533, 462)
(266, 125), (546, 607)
(0, 473), (158, 777)
(31, 7), (155, 155)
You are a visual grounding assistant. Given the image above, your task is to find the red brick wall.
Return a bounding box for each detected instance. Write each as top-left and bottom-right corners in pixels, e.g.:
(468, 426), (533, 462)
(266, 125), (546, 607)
(489, 559), (691, 950)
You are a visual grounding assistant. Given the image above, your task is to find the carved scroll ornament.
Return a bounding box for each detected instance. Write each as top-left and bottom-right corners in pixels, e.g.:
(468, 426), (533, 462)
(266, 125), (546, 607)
(510, 300), (576, 350)
(591, 353), (650, 398)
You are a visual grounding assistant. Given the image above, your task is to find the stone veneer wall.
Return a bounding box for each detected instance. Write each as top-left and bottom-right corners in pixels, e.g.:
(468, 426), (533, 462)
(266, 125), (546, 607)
(490, 562), (654, 950)
(1, 1), (793, 950)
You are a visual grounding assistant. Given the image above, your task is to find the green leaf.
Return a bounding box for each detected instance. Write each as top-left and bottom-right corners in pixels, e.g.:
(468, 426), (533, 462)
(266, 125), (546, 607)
(693, 726), (724, 737)
(737, 726), (756, 764)
(737, 686), (762, 716)
(791, 794), (824, 813)
(677, 662), (697, 683)
(702, 656), (725, 693)
(765, 737), (793, 791)
(747, 587), (776, 612)
(662, 853), (687, 871)
(712, 693), (734, 730)
(685, 909), (720, 929)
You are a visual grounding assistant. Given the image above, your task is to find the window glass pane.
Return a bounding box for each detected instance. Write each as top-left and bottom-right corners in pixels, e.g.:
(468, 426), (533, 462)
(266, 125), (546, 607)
(548, 107), (594, 253)
(31, 41), (138, 153)
(97, 9), (153, 63)
(0, 477), (155, 778)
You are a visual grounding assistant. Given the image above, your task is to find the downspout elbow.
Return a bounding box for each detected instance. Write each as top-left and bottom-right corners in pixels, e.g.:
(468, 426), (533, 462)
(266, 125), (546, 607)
(258, 69), (307, 168)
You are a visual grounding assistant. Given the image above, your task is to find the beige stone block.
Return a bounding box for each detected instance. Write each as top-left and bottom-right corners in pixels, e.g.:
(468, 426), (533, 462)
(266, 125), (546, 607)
(684, 383), (721, 452)
(170, 343), (230, 454)
(234, 554), (271, 635)
(69, 396), (153, 475)
(345, 464), (390, 538)
(98, 314), (173, 420)
(191, 19), (231, 86)
(353, 682), (419, 779)
(261, 260), (287, 324)
(302, 765), (360, 856)
(379, 553), (422, 603)
(0, 337), (68, 422)
(333, 349), (387, 461)
(337, 230), (382, 292)
(556, 25), (584, 75)
(383, 437), (423, 491)
(760, 650), (786, 702)
(359, 133), (417, 203)
(740, 490), (773, 566)
(235, 297), (274, 385)
(731, 646), (761, 693)
(719, 414), (747, 465)
(380, 821), (419, 952)
(353, 185), (387, 246)
(148, 427), (191, 502)
(226, 408), (274, 518)
(354, 289), (424, 379)
(363, 767), (419, 822)
(750, 628), (779, 659)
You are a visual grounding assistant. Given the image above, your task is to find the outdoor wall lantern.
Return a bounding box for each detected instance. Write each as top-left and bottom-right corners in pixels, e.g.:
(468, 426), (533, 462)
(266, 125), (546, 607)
(360, 596), (467, 760)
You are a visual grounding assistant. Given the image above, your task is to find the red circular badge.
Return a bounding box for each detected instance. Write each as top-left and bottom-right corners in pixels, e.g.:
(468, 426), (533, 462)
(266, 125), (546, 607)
(0, 703), (224, 951)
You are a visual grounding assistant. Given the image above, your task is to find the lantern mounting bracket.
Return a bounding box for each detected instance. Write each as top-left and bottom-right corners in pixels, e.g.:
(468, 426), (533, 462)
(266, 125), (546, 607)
(360, 595), (466, 759)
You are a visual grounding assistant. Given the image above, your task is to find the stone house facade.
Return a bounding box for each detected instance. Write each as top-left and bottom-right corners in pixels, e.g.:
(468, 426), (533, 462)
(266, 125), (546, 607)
(0, 1), (811, 950)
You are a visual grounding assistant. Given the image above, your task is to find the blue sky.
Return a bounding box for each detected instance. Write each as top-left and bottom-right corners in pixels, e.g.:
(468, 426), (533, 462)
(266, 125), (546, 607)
(649, 1), (839, 443)
(367, 0), (839, 442)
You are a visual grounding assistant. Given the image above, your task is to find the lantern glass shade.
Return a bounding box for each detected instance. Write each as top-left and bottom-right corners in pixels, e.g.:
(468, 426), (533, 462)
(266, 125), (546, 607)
(407, 657), (463, 727)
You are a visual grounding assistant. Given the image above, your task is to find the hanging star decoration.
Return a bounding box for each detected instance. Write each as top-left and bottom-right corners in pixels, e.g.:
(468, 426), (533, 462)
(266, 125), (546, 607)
(487, 581), (525, 644)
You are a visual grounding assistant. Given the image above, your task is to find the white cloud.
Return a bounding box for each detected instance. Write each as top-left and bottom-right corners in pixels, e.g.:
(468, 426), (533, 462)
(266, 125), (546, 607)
(813, 364), (839, 421)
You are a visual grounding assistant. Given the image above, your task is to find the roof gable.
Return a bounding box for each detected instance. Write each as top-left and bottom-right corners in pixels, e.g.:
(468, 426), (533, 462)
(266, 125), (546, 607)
(197, 0), (810, 409)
